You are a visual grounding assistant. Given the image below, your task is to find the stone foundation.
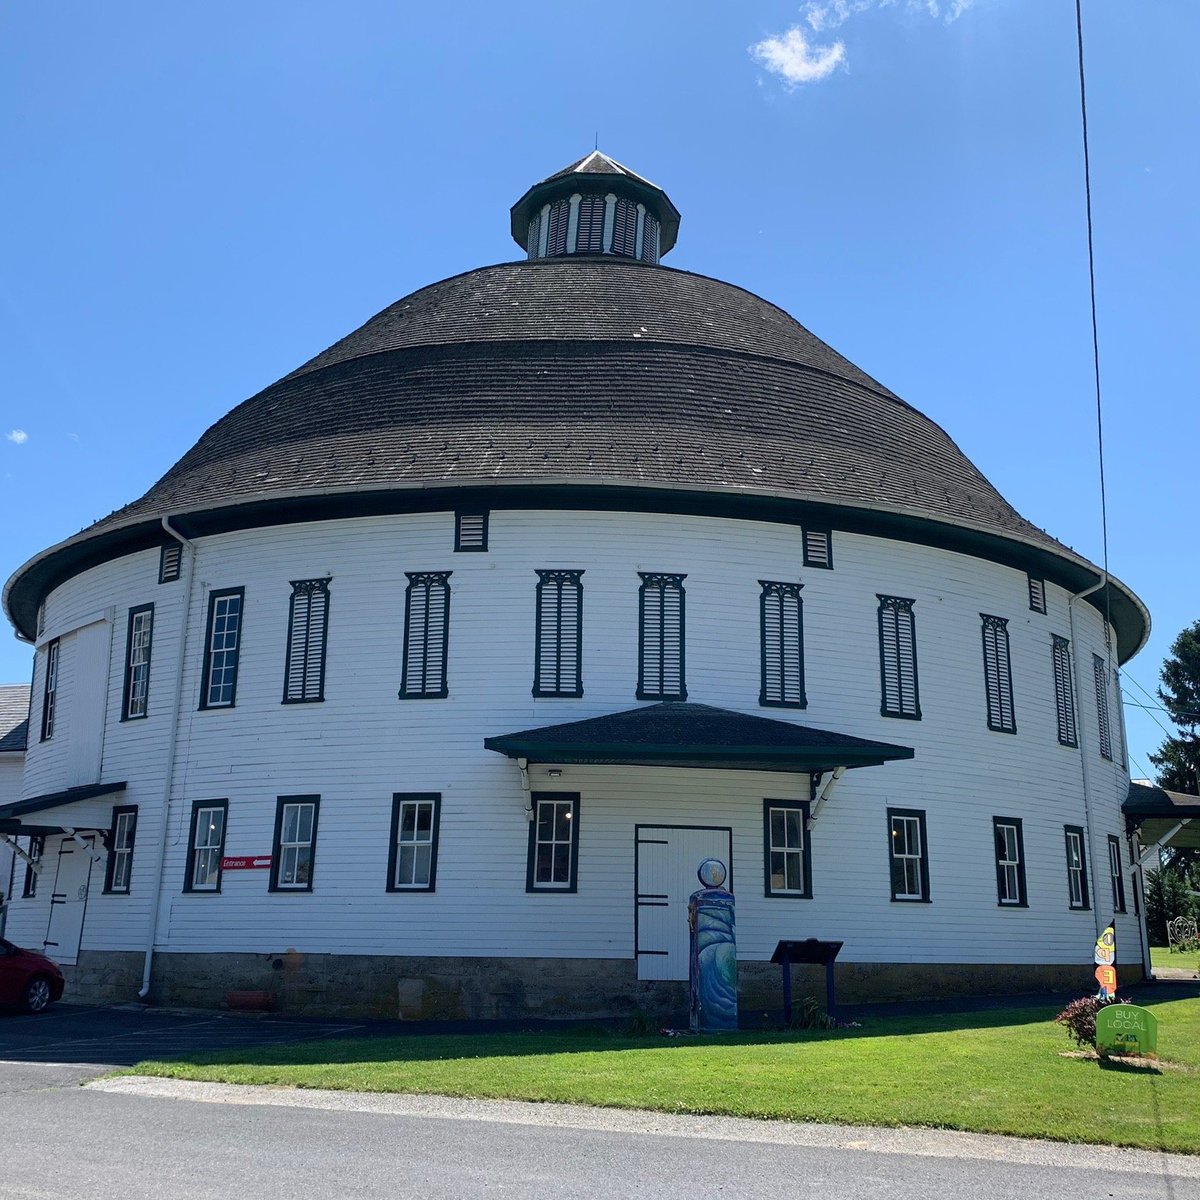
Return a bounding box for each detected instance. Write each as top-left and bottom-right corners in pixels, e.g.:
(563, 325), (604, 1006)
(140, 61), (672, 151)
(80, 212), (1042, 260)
(60, 950), (1145, 1019)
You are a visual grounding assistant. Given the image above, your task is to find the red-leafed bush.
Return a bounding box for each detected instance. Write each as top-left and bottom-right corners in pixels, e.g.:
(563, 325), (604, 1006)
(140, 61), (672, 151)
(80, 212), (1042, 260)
(1054, 995), (1131, 1049)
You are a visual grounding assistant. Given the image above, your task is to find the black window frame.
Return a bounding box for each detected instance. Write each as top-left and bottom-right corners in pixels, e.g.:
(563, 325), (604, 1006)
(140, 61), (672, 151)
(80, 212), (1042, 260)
(1064, 824), (1090, 910)
(526, 793), (580, 893)
(454, 511), (489, 552)
(980, 614), (1016, 734)
(40, 638), (60, 742)
(1093, 653), (1113, 760)
(802, 527), (833, 569)
(887, 807), (930, 903)
(199, 588), (245, 710)
(386, 793), (442, 893)
(22, 835), (43, 898)
(103, 804), (138, 895)
(158, 542), (183, 584)
(637, 572), (687, 702)
(282, 578), (331, 704)
(1107, 834), (1127, 914)
(399, 572), (452, 700)
(759, 580), (807, 709)
(533, 570), (584, 698)
(1027, 574), (1046, 614)
(269, 795), (320, 893)
(1051, 634), (1078, 748)
(992, 816), (1028, 907)
(763, 799), (813, 898)
(183, 799), (229, 894)
(121, 603), (155, 721)
(877, 596), (921, 720)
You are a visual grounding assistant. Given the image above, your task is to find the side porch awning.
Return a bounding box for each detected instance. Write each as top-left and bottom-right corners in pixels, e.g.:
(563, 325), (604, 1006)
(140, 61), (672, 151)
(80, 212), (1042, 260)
(484, 702), (914, 774)
(1124, 781), (1200, 854)
(0, 781), (128, 837)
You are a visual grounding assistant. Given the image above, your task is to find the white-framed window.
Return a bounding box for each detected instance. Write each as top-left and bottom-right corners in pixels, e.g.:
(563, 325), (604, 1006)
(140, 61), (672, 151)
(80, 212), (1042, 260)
(105, 806), (138, 894)
(186, 802), (228, 892)
(40, 638), (60, 741)
(527, 794), (579, 892)
(888, 809), (929, 901)
(1065, 825), (1089, 910)
(200, 589), (244, 709)
(388, 794), (440, 892)
(765, 801), (810, 897)
(271, 797), (319, 891)
(123, 605), (154, 719)
(993, 818), (1026, 906)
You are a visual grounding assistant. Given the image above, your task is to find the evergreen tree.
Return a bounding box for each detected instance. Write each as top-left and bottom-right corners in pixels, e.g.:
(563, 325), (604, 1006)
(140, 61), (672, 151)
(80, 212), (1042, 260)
(1145, 866), (1194, 945)
(1148, 619), (1200, 794)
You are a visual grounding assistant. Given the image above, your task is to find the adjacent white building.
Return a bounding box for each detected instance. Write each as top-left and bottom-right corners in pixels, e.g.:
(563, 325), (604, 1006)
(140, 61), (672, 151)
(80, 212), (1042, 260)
(0, 153), (1152, 1017)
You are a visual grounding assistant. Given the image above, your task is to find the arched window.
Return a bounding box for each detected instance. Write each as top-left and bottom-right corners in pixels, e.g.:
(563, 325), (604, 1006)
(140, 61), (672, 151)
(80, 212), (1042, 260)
(575, 195), (605, 254)
(545, 200), (570, 256)
(611, 198), (638, 257)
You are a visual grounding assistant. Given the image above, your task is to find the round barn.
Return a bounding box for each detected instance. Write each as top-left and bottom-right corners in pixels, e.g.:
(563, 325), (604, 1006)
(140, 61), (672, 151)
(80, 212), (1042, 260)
(0, 153), (1150, 1017)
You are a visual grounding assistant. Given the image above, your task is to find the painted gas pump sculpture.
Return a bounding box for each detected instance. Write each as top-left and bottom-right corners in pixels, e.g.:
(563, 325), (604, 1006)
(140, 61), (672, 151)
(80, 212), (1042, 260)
(688, 857), (738, 1032)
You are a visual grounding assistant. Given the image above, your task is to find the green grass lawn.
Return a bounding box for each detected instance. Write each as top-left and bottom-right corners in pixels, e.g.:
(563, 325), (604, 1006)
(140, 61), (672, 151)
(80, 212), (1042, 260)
(1151, 945), (1200, 973)
(129, 997), (1200, 1154)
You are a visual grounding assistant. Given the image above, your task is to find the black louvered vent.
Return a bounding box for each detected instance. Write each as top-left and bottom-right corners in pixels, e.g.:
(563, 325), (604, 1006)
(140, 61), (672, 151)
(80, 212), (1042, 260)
(638, 573), (686, 700)
(802, 528), (833, 569)
(526, 212), (541, 259)
(574, 195), (605, 254)
(1028, 575), (1046, 614)
(283, 579), (330, 703)
(878, 596), (920, 719)
(611, 199), (637, 257)
(1093, 653), (1112, 760)
(400, 572), (451, 699)
(545, 201), (570, 256)
(455, 511), (488, 552)
(534, 570), (584, 697)
(980, 614), (1016, 733)
(640, 215), (660, 264)
(760, 581), (806, 708)
(159, 543), (182, 584)
(1052, 635), (1077, 747)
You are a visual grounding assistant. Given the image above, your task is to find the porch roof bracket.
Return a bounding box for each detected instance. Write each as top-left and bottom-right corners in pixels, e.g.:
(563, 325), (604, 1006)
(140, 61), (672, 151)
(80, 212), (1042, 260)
(0, 832), (42, 874)
(807, 765), (846, 830)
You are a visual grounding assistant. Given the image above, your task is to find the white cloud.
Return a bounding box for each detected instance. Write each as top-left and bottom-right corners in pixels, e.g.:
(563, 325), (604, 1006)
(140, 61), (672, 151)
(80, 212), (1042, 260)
(750, 26), (846, 86)
(6, 429), (28, 445)
(804, 0), (973, 31)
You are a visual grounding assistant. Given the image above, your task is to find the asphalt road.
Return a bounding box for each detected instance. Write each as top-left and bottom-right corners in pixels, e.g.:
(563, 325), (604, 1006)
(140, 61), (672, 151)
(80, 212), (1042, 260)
(0, 1003), (1197, 1199)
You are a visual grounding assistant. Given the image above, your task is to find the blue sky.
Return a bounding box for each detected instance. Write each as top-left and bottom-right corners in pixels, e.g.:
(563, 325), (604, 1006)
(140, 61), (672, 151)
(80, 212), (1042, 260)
(1, 1), (1195, 779)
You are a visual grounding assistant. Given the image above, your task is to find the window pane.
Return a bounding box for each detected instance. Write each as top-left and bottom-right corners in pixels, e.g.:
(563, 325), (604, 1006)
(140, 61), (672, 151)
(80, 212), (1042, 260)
(785, 853), (802, 892)
(415, 803), (432, 838)
(552, 842), (569, 882)
(784, 809), (802, 848)
(412, 844), (431, 887)
(553, 802), (571, 842)
(770, 851), (786, 890)
(770, 809), (785, 848)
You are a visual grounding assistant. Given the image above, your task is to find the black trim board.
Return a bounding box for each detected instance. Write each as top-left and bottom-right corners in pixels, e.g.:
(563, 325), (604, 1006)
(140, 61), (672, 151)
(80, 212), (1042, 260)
(0, 781), (128, 821)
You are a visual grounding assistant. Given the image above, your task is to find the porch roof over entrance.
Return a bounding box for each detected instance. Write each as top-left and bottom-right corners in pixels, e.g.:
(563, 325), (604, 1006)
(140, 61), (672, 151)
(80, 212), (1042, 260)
(484, 703), (914, 773)
(0, 781), (127, 832)
(1124, 781), (1200, 850)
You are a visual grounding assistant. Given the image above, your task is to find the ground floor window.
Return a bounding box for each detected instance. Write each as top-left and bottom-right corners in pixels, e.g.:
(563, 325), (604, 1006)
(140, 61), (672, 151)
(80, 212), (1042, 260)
(185, 801), (228, 892)
(527, 793), (579, 892)
(104, 806), (138, 894)
(271, 796), (319, 892)
(1064, 825), (1090, 910)
(763, 800), (811, 897)
(888, 808), (929, 902)
(992, 817), (1027, 907)
(388, 794), (441, 892)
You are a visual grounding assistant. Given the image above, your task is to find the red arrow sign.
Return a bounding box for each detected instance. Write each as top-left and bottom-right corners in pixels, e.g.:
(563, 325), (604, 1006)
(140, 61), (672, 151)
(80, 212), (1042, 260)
(221, 856), (272, 870)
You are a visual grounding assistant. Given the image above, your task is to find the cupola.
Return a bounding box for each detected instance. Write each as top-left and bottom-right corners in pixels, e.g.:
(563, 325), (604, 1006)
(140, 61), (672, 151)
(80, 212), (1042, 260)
(509, 151), (681, 264)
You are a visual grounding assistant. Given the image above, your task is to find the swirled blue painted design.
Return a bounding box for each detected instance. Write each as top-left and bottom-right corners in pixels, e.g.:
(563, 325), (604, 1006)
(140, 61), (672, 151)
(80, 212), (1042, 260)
(689, 889), (738, 1031)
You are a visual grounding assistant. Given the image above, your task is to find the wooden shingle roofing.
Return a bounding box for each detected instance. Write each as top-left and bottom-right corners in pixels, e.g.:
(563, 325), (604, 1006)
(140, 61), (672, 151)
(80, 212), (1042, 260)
(0, 685), (30, 753)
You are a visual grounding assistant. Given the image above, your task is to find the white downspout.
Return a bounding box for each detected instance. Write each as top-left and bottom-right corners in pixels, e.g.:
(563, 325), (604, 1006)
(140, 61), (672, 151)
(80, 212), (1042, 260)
(807, 766), (846, 829)
(138, 517), (197, 999)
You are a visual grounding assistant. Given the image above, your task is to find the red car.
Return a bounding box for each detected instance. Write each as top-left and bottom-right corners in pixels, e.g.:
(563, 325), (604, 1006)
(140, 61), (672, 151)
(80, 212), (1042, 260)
(0, 937), (65, 1013)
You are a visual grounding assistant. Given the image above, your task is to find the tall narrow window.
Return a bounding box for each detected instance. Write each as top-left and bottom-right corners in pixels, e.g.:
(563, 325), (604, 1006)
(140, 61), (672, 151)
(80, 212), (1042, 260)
(1028, 575), (1046, 613)
(764, 800), (812, 897)
(533, 570), (584, 698)
(545, 200), (570, 255)
(526, 212), (541, 260)
(122, 605), (154, 720)
(283, 579), (330, 704)
(611, 198), (637, 256)
(1093, 653), (1113, 760)
(184, 801), (228, 893)
(526, 794), (580, 892)
(637, 573), (686, 701)
(802, 527), (833, 569)
(400, 572), (451, 699)
(270, 796), (319, 892)
(1064, 825), (1090, 910)
(980, 614), (1016, 733)
(1107, 834), (1127, 914)
(454, 511), (488, 552)
(388, 793), (441, 892)
(639, 214), (660, 263)
(40, 639), (60, 741)
(993, 817), (1027, 906)
(574, 195), (605, 253)
(104, 805), (138, 894)
(159, 543), (182, 584)
(200, 589), (244, 709)
(22, 836), (43, 898)
(878, 596), (920, 719)
(888, 808), (930, 901)
(1052, 635), (1078, 747)
(1112, 667), (1127, 769)
(759, 581), (806, 708)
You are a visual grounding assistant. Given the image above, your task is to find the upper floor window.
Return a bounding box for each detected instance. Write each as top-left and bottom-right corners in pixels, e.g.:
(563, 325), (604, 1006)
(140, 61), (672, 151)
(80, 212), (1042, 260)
(526, 793), (580, 892)
(400, 572), (451, 699)
(283, 579), (330, 704)
(40, 639), (60, 741)
(1027, 575), (1046, 613)
(184, 801), (228, 893)
(104, 805), (138, 894)
(878, 596), (920, 719)
(122, 605), (154, 720)
(760, 581), (806, 709)
(270, 796), (319, 892)
(575, 195), (605, 254)
(1093, 653), (1113, 760)
(22, 836), (43, 898)
(980, 614), (1016, 734)
(454, 511), (488, 552)
(888, 808), (930, 902)
(638, 573), (686, 701)
(388, 793), (441, 892)
(545, 200), (570, 256)
(639, 214), (660, 263)
(159, 543), (182, 584)
(1107, 834), (1127, 914)
(993, 817), (1027, 906)
(1064, 825), (1089, 910)
(1051, 635), (1078, 747)
(764, 800), (811, 897)
(200, 589), (244, 710)
(526, 212), (541, 260)
(533, 570), (584, 698)
(802, 527), (833, 569)
(611, 198), (638, 256)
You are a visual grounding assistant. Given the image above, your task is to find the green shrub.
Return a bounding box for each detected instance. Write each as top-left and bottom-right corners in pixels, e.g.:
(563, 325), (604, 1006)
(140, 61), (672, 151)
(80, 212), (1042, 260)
(1055, 995), (1130, 1050)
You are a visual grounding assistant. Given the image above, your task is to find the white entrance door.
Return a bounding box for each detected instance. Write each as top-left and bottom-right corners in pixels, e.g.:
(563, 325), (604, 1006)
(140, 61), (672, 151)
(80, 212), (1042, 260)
(43, 836), (96, 966)
(635, 825), (733, 981)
